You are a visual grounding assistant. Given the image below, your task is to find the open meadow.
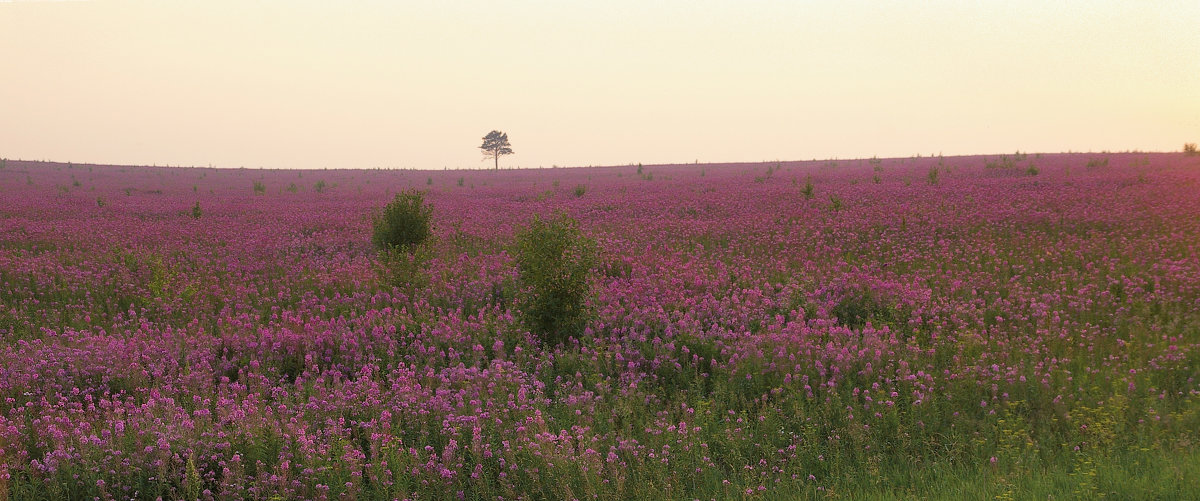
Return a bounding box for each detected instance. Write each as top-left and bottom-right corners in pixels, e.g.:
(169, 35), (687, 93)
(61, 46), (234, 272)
(1, 152), (1199, 499)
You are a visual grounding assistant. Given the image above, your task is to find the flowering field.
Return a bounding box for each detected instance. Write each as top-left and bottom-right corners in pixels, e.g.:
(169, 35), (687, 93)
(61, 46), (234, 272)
(1, 152), (1199, 500)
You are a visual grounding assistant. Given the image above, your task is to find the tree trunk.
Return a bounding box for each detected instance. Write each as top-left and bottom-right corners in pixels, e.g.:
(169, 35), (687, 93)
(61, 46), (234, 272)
(494, 154), (498, 170)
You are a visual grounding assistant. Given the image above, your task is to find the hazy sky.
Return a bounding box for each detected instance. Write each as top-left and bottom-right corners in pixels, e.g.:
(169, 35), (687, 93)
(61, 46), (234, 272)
(3, 1), (1198, 169)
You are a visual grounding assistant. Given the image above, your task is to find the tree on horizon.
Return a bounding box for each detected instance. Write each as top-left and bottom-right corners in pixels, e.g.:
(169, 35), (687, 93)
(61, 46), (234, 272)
(479, 130), (514, 169)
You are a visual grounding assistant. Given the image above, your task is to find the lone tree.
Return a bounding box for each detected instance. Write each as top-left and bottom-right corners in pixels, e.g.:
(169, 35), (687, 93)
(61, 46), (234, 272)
(479, 130), (514, 169)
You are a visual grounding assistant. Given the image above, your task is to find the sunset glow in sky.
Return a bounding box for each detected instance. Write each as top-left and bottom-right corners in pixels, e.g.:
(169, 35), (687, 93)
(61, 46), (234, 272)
(3, 1), (1198, 169)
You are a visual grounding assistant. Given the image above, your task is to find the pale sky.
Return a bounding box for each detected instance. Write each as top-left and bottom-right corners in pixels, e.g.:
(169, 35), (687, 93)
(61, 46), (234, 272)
(2, 1), (1198, 169)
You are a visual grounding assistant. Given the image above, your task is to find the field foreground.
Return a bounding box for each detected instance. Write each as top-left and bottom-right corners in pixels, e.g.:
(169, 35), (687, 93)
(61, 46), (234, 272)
(1, 153), (1199, 499)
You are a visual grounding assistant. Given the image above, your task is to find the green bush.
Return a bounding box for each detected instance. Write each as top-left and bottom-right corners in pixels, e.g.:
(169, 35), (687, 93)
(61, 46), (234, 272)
(573, 184), (586, 197)
(1186, 143), (1198, 156)
(372, 189), (433, 252)
(828, 194), (843, 212)
(513, 213), (596, 345)
(831, 290), (903, 331)
(377, 243), (433, 294)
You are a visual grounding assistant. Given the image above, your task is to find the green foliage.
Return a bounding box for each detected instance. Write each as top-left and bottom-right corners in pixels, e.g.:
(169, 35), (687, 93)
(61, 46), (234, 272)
(286, 182), (299, 193)
(987, 156), (1018, 170)
(1185, 142), (1198, 156)
(96, 197), (106, 208)
(185, 455), (202, 501)
(252, 180), (266, 194)
(371, 189), (433, 253)
(314, 180), (327, 193)
(927, 166), (940, 185)
(801, 177), (814, 200)
(831, 290), (905, 331)
(513, 214), (596, 345)
(828, 194), (843, 212)
(377, 244), (433, 296)
(1026, 164), (1039, 176)
(573, 184), (586, 197)
(191, 202), (202, 219)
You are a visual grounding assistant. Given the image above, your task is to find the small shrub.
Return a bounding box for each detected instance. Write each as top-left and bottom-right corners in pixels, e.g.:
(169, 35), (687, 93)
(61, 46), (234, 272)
(637, 163), (643, 174)
(801, 178), (815, 200)
(831, 290), (905, 331)
(1185, 143), (1198, 156)
(573, 184), (586, 197)
(96, 197), (106, 208)
(1025, 164), (1039, 176)
(986, 156), (1018, 170)
(191, 202), (202, 219)
(287, 183), (299, 193)
(457, 177), (465, 187)
(927, 167), (940, 185)
(372, 189), (433, 252)
(378, 244), (433, 294)
(513, 213), (596, 345)
(426, 176), (433, 186)
(253, 180), (266, 194)
(828, 194), (843, 212)
(314, 180), (327, 193)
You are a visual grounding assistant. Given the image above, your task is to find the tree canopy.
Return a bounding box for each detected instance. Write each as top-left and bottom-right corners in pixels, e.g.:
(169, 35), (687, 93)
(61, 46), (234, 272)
(479, 130), (514, 169)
